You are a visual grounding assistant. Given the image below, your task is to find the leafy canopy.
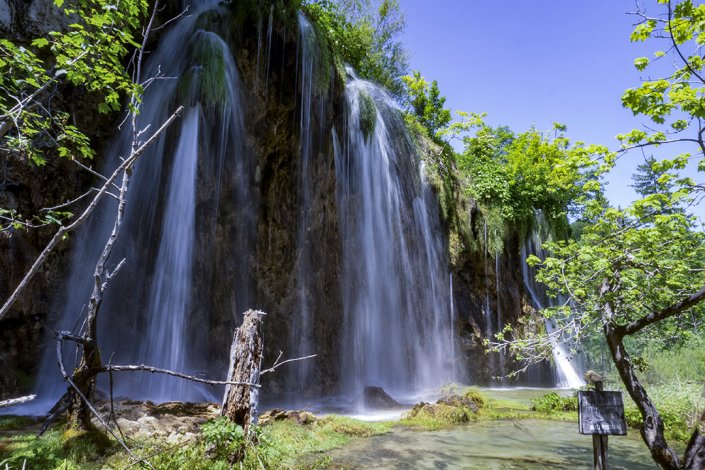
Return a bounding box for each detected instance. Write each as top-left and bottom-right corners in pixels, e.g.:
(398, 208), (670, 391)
(304, 0), (409, 96)
(0, 0), (148, 166)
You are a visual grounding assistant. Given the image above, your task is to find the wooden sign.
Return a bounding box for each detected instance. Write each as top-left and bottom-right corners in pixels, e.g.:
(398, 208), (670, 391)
(578, 391), (627, 436)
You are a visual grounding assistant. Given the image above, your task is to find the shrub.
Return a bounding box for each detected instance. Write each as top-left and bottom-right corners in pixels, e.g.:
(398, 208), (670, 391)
(531, 392), (577, 413)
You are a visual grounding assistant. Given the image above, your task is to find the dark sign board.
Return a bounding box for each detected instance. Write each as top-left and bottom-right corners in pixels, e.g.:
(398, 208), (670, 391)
(578, 391), (627, 436)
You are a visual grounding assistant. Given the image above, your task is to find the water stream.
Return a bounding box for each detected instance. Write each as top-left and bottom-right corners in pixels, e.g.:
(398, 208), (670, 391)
(4, 4), (587, 417)
(323, 419), (654, 469)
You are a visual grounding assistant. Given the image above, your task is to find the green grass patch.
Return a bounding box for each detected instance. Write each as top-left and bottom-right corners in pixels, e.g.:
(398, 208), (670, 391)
(0, 416), (37, 432)
(0, 427), (115, 470)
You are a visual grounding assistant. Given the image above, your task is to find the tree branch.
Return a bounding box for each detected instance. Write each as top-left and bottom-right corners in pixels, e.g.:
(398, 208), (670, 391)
(620, 284), (705, 336)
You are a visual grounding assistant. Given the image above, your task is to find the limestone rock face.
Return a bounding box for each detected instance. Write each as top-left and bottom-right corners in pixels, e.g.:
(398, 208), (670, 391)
(0, 0), (13, 34)
(24, 0), (70, 36)
(0, 0), (71, 38)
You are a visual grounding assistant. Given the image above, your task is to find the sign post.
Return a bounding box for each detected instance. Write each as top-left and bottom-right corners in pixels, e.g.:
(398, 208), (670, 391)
(578, 377), (627, 470)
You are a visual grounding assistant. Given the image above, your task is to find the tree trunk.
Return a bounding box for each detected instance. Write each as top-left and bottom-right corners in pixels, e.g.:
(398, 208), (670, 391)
(221, 310), (265, 436)
(683, 410), (705, 469)
(603, 318), (680, 469)
(67, 339), (101, 430)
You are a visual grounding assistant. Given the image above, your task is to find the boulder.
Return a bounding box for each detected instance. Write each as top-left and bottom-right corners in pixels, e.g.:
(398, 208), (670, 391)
(362, 386), (401, 409)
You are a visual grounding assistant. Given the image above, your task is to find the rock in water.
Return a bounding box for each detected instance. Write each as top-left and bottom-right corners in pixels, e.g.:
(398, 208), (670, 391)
(363, 386), (401, 409)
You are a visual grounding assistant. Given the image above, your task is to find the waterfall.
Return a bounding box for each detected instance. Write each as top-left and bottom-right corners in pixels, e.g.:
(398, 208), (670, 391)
(137, 107), (200, 401)
(334, 71), (458, 401)
(521, 211), (585, 389)
(28, 1), (252, 407)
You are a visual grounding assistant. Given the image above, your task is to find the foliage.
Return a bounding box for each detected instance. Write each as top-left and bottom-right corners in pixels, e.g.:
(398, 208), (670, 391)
(618, 0), (705, 170)
(530, 392), (578, 414)
(401, 71), (451, 142)
(623, 381), (705, 444)
(0, 427), (114, 469)
(497, 2), (705, 466)
(509, 185), (705, 365)
(632, 155), (677, 197)
(0, 0), (148, 166)
(303, 0), (409, 96)
(437, 114), (608, 253)
(200, 417), (246, 459)
(358, 89), (377, 139)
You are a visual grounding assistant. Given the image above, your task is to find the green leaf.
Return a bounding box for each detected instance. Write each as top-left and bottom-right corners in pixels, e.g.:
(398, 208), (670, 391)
(634, 57), (650, 70)
(31, 38), (49, 48)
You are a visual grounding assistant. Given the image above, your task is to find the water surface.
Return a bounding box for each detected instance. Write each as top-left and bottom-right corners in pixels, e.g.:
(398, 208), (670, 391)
(324, 419), (656, 469)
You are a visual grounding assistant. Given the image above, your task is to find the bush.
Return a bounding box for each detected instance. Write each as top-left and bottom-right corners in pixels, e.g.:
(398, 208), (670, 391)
(531, 392), (578, 413)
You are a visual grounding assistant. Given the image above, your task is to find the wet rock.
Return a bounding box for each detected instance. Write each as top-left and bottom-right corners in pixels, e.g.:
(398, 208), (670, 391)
(24, 0), (69, 36)
(403, 394), (481, 424)
(437, 394), (480, 413)
(258, 408), (316, 426)
(362, 386), (401, 409)
(90, 400), (220, 442)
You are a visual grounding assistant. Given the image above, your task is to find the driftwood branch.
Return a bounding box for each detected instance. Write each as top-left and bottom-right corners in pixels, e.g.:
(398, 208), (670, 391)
(0, 394), (36, 408)
(55, 331), (260, 387)
(94, 364), (261, 388)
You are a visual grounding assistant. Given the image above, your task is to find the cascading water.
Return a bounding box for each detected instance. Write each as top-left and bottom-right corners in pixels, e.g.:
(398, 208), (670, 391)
(288, 12), (329, 390)
(521, 211), (585, 388)
(334, 70), (459, 401)
(137, 107), (200, 401)
(28, 0), (254, 407)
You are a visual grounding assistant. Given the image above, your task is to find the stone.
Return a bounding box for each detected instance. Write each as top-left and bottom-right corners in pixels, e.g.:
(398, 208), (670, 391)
(24, 0), (71, 36)
(362, 386), (402, 409)
(259, 408), (317, 426)
(0, 0), (12, 34)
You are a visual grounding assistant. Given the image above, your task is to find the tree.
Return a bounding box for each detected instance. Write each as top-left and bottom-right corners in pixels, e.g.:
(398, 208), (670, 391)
(304, 0), (409, 96)
(445, 114), (605, 236)
(632, 156), (676, 197)
(401, 71), (451, 141)
(496, 1), (705, 468)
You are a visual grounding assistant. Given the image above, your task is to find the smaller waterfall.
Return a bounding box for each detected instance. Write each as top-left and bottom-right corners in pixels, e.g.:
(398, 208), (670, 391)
(521, 212), (585, 389)
(493, 253), (507, 385)
(290, 12), (324, 390)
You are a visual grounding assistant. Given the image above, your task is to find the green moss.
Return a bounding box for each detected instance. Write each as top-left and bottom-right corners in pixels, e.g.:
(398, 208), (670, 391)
(358, 90), (377, 140)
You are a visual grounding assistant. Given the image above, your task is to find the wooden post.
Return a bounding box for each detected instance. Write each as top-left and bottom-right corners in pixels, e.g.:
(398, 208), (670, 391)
(221, 310), (266, 436)
(592, 379), (609, 470)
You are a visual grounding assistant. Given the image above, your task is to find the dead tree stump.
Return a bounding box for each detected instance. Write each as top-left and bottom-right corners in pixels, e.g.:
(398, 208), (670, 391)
(221, 309), (266, 435)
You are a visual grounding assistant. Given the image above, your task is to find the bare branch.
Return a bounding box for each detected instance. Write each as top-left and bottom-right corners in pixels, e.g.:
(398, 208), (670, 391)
(620, 284), (705, 336)
(0, 394), (36, 408)
(260, 353), (317, 376)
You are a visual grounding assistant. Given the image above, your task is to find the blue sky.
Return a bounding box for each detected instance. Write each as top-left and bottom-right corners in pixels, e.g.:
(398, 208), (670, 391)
(400, 0), (696, 210)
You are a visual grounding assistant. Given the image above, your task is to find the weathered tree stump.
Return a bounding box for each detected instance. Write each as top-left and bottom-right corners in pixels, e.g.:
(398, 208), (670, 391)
(221, 309), (266, 435)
